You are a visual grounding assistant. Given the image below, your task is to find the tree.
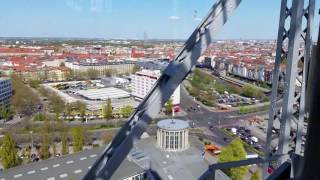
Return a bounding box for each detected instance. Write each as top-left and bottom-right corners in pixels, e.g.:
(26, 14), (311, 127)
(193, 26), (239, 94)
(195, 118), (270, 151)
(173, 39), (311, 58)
(120, 105), (134, 118)
(43, 113), (50, 133)
(164, 99), (173, 115)
(59, 62), (65, 67)
(41, 133), (50, 160)
(0, 102), (10, 122)
(72, 126), (84, 152)
(87, 69), (100, 79)
(101, 132), (113, 144)
(103, 69), (113, 77)
(53, 142), (57, 157)
(250, 170), (261, 180)
(28, 79), (41, 89)
(132, 64), (141, 74)
(103, 98), (113, 120)
(65, 103), (72, 118)
(25, 146), (32, 163)
(47, 91), (65, 114)
(219, 138), (248, 180)
(0, 134), (21, 169)
(78, 102), (86, 122)
(65, 69), (75, 80)
(33, 112), (46, 121)
(61, 131), (69, 155)
(10, 74), (40, 115)
(242, 85), (264, 99)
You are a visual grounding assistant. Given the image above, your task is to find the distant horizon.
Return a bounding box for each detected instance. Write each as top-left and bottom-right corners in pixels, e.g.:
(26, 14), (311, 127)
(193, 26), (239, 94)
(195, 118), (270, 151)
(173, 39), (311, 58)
(1, 1), (319, 40)
(0, 36), (277, 41)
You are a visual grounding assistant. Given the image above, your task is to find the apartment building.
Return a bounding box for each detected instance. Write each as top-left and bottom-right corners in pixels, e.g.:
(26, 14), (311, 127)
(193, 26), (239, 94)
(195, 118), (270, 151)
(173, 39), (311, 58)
(65, 59), (135, 75)
(0, 78), (12, 108)
(131, 69), (180, 111)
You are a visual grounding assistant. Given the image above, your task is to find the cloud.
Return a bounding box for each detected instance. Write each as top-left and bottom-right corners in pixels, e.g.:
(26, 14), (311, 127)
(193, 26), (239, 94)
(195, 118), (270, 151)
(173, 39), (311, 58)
(193, 17), (202, 21)
(168, 16), (180, 20)
(66, 0), (83, 12)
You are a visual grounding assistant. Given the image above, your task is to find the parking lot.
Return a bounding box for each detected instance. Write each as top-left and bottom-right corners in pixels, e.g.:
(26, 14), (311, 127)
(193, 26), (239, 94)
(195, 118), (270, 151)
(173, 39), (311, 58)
(217, 91), (257, 107)
(226, 126), (263, 152)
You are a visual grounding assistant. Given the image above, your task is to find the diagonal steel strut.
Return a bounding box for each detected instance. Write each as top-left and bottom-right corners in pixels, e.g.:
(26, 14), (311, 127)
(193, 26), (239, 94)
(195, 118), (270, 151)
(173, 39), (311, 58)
(83, 0), (242, 179)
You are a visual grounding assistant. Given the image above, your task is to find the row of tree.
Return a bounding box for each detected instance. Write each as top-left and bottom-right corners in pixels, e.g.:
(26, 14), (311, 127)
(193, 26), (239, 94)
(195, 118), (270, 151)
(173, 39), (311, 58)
(102, 98), (135, 119)
(64, 69), (120, 81)
(10, 74), (41, 115)
(0, 124), (87, 169)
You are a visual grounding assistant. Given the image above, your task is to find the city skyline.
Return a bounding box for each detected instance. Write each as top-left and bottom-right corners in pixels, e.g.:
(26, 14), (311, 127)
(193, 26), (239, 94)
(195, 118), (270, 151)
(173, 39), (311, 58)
(1, 0), (319, 40)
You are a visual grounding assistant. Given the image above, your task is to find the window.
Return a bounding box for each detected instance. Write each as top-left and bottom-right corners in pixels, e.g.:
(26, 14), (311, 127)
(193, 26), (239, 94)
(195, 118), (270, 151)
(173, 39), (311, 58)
(165, 132), (169, 149)
(175, 132), (179, 149)
(170, 132), (174, 149)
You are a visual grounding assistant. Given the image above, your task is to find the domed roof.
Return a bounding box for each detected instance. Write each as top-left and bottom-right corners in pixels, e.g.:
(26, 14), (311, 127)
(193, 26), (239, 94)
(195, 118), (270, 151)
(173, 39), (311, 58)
(157, 119), (189, 131)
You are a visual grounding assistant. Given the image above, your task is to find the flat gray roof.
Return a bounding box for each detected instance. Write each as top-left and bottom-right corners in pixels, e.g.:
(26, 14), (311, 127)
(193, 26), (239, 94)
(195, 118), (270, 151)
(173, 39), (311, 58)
(110, 158), (145, 180)
(157, 119), (189, 131)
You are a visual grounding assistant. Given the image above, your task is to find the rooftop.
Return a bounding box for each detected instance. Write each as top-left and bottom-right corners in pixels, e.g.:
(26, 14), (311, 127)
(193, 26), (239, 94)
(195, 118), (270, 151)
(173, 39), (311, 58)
(136, 69), (161, 78)
(157, 119), (189, 131)
(76, 87), (131, 101)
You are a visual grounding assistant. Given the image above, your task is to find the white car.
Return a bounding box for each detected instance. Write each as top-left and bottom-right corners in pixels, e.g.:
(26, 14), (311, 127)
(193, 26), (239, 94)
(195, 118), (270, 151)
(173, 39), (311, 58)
(251, 136), (258, 143)
(231, 128), (237, 134)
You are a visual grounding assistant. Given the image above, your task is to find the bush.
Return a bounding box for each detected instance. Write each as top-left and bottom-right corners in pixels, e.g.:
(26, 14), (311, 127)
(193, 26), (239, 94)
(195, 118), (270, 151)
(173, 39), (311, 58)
(28, 79), (42, 89)
(33, 113), (47, 121)
(242, 85), (264, 99)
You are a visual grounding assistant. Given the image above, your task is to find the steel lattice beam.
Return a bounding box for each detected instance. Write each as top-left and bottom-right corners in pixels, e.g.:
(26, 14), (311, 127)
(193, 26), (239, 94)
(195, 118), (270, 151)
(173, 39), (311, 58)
(199, 154), (289, 180)
(83, 0), (242, 179)
(265, 0), (315, 173)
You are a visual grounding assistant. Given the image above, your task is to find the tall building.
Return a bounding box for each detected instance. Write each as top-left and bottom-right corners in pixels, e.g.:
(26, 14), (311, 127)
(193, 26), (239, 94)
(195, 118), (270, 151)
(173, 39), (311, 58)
(0, 78), (12, 108)
(132, 69), (180, 111)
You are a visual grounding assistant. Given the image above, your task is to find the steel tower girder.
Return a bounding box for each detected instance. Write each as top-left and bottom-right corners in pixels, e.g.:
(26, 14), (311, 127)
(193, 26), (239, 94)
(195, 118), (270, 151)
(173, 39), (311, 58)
(266, 0), (315, 166)
(83, 0), (242, 179)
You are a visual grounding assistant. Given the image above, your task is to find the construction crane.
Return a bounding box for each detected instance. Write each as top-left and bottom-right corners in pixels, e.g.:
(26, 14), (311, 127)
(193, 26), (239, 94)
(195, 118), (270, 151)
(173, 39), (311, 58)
(84, 0), (318, 179)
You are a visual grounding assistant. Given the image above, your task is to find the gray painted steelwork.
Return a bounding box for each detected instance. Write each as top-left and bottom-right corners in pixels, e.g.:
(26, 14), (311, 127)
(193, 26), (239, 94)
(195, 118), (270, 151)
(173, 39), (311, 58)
(83, 0), (242, 179)
(295, 0), (315, 156)
(265, 0), (315, 166)
(301, 33), (320, 179)
(199, 154), (289, 180)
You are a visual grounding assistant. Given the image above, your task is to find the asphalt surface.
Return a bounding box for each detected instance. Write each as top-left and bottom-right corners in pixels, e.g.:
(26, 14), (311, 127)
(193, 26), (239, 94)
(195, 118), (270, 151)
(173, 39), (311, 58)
(0, 147), (103, 180)
(179, 86), (268, 149)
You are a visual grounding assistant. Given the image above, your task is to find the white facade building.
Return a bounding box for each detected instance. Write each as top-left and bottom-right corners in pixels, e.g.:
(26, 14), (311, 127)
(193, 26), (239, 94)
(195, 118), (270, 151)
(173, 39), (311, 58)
(131, 69), (180, 109)
(65, 59), (135, 75)
(156, 119), (189, 151)
(75, 87), (131, 101)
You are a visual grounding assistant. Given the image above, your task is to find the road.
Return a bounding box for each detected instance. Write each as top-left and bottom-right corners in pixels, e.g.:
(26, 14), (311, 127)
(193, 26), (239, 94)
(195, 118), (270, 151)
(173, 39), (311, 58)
(179, 86), (269, 149)
(0, 147), (102, 180)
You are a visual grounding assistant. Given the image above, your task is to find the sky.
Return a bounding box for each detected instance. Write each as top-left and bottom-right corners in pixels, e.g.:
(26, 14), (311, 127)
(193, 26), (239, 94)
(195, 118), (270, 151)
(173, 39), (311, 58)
(0, 0), (319, 40)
